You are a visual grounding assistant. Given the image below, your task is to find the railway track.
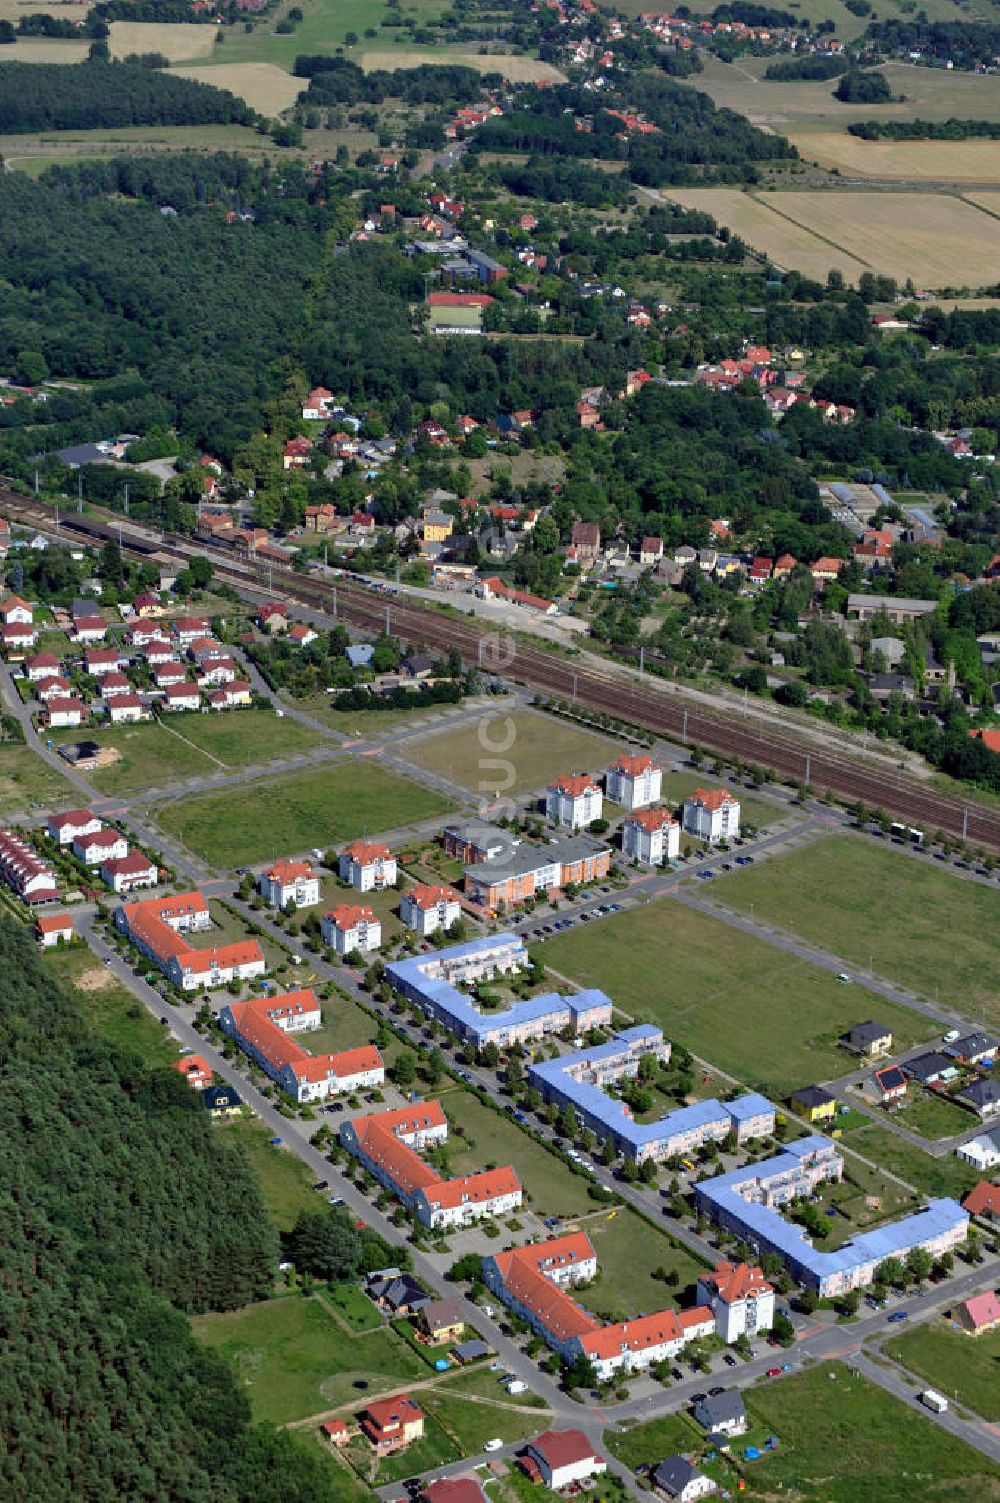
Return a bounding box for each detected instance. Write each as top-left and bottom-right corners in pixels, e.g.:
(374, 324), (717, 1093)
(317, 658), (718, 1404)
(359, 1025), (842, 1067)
(6, 486), (1000, 849)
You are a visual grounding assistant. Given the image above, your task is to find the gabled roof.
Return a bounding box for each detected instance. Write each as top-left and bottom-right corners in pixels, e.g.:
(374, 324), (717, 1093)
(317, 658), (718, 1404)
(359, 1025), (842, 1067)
(687, 786), (737, 812)
(959, 1290), (1000, 1329)
(549, 773), (600, 798)
(527, 1430), (601, 1471)
(873, 1065), (907, 1094)
(653, 1456), (705, 1497)
(327, 903), (378, 931)
(962, 1181), (1000, 1217)
(702, 1260), (772, 1304)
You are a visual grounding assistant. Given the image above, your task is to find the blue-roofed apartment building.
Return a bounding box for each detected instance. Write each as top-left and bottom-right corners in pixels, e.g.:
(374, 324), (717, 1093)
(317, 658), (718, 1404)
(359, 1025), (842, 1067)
(695, 1136), (968, 1296)
(385, 933), (613, 1050)
(529, 1028), (776, 1165)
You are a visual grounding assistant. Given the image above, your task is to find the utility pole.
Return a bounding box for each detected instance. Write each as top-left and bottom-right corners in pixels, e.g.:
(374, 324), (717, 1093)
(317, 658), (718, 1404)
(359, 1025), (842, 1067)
(742, 685), (748, 718)
(571, 670), (578, 703)
(385, 605), (391, 635)
(962, 807), (969, 841)
(33, 468), (39, 495)
(123, 483), (129, 518)
(77, 471), (84, 510)
(682, 708), (688, 741)
(639, 645), (645, 675)
(332, 586), (337, 620)
(805, 753), (811, 785)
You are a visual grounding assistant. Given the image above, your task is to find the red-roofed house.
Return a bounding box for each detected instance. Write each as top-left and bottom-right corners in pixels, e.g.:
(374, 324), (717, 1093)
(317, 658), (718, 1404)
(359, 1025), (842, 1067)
(640, 536), (664, 567)
(36, 911), (73, 947)
(747, 557), (773, 588)
(107, 693), (146, 724)
(810, 556), (844, 584)
(283, 435), (313, 470)
(163, 682), (201, 712)
(955, 1291), (1000, 1336)
(969, 728), (1000, 756)
(421, 1479), (487, 1503)
(24, 651), (61, 682)
(321, 1417), (350, 1448)
(519, 1432), (607, 1490)
(546, 774), (603, 830)
(321, 903), (381, 955)
(207, 682), (252, 710)
(2, 621), (37, 656)
(35, 674), (71, 703)
(622, 807), (679, 865)
(339, 841), (397, 892)
(696, 1261), (775, 1342)
(47, 809), (101, 847)
(400, 882), (462, 937)
(220, 988), (384, 1103)
(963, 1181), (1000, 1221)
(341, 1101), (521, 1229)
(259, 859), (320, 909)
(173, 1054), (213, 1090)
(72, 613), (108, 643)
(0, 829), (59, 903)
(258, 602), (288, 633)
(153, 660), (187, 688)
(73, 827), (128, 866)
(606, 753), (662, 811)
(44, 695), (86, 728)
(114, 890), (265, 991)
(682, 788), (740, 846)
(570, 521), (601, 561)
(1, 595), (33, 626)
(359, 1395), (425, 1455)
(289, 622), (318, 647)
(101, 849), (159, 893)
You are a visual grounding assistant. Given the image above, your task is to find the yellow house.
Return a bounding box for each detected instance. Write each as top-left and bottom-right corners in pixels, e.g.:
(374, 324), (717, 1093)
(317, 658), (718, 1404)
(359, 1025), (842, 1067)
(790, 1086), (837, 1124)
(418, 1296), (465, 1346)
(422, 507), (454, 543)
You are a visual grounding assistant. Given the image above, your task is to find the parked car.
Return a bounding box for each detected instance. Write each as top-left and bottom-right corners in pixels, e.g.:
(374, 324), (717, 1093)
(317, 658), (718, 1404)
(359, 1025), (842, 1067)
(766, 1367), (783, 1378)
(887, 1311), (909, 1323)
(484, 1439), (504, 1454)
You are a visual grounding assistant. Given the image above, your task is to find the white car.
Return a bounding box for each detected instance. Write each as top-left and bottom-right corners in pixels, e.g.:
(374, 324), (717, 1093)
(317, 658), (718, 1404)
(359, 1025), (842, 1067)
(483, 1439), (504, 1454)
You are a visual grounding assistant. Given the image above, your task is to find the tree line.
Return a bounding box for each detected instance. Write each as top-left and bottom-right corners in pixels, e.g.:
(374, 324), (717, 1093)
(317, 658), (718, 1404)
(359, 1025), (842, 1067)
(0, 60), (255, 133)
(848, 116), (1000, 140)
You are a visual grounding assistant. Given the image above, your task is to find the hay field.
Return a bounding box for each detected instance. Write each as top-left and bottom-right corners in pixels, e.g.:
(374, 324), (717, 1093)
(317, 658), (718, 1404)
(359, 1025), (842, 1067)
(109, 21), (217, 61)
(0, 0), (88, 17)
(359, 47), (566, 82)
(961, 191), (1000, 217)
(2, 36), (87, 59)
(666, 187), (1000, 285)
(0, 123), (285, 171)
(789, 132), (1000, 184)
(687, 55), (1000, 133)
(173, 61), (302, 113)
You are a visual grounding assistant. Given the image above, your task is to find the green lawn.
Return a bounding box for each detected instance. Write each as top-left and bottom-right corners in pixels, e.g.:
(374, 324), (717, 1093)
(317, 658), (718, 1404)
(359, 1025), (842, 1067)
(660, 771), (779, 833)
(802, 1153), (917, 1250)
(888, 1087), (974, 1141)
(0, 744), (74, 815)
(439, 1368), (542, 1407)
(439, 1089), (593, 1218)
(710, 834), (1000, 1025)
(151, 762), (455, 868)
(887, 1319), (1000, 1421)
(169, 708), (324, 767)
(192, 0), (445, 72)
(219, 1116), (322, 1231)
(538, 899), (935, 1096)
(44, 945), (178, 1067)
(405, 710), (619, 796)
(575, 1208), (708, 1318)
(845, 1128), (982, 1202)
(741, 1362), (1000, 1502)
(49, 721), (215, 794)
(300, 988), (382, 1055)
(421, 1388), (547, 1455)
(191, 1294), (425, 1425)
(287, 693), (461, 739)
(606, 1412), (702, 1469)
(322, 1283), (383, 1334)
(348, 1411), (457, 1485)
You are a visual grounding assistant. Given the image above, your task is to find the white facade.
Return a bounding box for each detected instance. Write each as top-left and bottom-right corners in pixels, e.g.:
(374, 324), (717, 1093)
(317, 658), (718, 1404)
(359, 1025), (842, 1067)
(339, 846), (398, 892)
(606, 760), (662, 811)
(414, 1180), (522, 1230)
(401, 888), (461, 936)
(259, 864), (321, 909)
(74, 831), (128, 866)
(322, 908), (382, 955)
(47, 811), (101, 847)
(545, 780), (603, 830)
(696, 1269), (775, 1344)
(47, 700), (83, 727)
(108, 699), (144, 724)
(957, 1131), (1000, 1171)
(682, 791), (740, 845)
(622, 812), (679, 864)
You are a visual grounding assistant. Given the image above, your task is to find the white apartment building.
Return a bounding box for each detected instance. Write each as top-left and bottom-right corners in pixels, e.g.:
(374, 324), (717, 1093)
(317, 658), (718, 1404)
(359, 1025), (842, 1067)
(621, 807), (680, 864)
(339, 841), (398, 891)
(682, 788), (741, 845)
(696, 1261), (775, 1343)
(321, 903), (382, 955)
(400, 883), (462, 936)
(605, 754), (662, 811)
(545, 774), (603, 830)
(259, 859), (321, 909)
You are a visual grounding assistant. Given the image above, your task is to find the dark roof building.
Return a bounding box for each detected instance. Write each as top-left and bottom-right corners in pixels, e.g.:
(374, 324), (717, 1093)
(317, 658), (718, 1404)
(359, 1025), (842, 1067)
(903, 1052), (955, 1085)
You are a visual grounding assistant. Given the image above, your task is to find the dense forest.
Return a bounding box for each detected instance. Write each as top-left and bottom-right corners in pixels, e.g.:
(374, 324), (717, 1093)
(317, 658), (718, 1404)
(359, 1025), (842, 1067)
(0, 159), (337, 476)
(0, 60), (255, 132)
(848, 117), (1000, 140)
(0, 917), (354, 1501)
(764, 53), (848, 80)
(294, 55), (496, 106)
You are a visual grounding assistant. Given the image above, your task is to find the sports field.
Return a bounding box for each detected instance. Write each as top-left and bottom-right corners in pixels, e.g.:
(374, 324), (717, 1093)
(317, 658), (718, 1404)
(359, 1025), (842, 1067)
(741, 1362), (1000, 1503)
(538, 897), (936, 1094)
(665, 187), (1000, 286)
(109, 21), (217, 61)
(172, 62), (303, 113)
(790, 134), (1000, 184)
(710, 834), (1000, 1024)
(887, 1319), (1000, 1421)
(152, 761), (455, 867)
(404, 711), (618, 795)
(191, 1294), (425, 1424)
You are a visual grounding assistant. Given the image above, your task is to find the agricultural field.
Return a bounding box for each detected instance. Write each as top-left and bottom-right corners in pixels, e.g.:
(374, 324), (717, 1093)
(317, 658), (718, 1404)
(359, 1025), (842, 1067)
(172, 63), (304, 114)
(404, 710), (618, 796)
(538, 898), (935, 1096)
(190, 0), (445, 73)
(359, 47), (566, 82)
(151, 760), (455, 868)
(665, 187), (1000, 286)
(0, 37), (88, 60)
(190, 1293), (425, 1424)
(218, 1116), (320, 1231)
(790, 134), (1000, 184)
(0, 123), (288, 173)
(886, 1319), (1000, 1421)
(0, 0), (88, 16)
(439, 1087), (594, 1218)
(572, 1208), (708, 1318)
(739, 1362), (1000, 1502)
(44, 944), (178, 1067)
(108, 21), (217, 62)
(709, 834), (1000, 1026)
(0, 743), (73, 815)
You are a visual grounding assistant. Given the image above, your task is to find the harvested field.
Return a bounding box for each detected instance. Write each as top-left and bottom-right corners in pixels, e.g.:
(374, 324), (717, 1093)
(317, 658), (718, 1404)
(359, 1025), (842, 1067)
(172, 61), (303, 113)
(359, 47), (565, 82)
(0, 123), (284, 170)
(109, 21), (217, 62)
(1, 37), (88, 60)
(789, 133), (1000, 185)
(665, 187), (1000, 286)
(0, 0), (88, 16)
